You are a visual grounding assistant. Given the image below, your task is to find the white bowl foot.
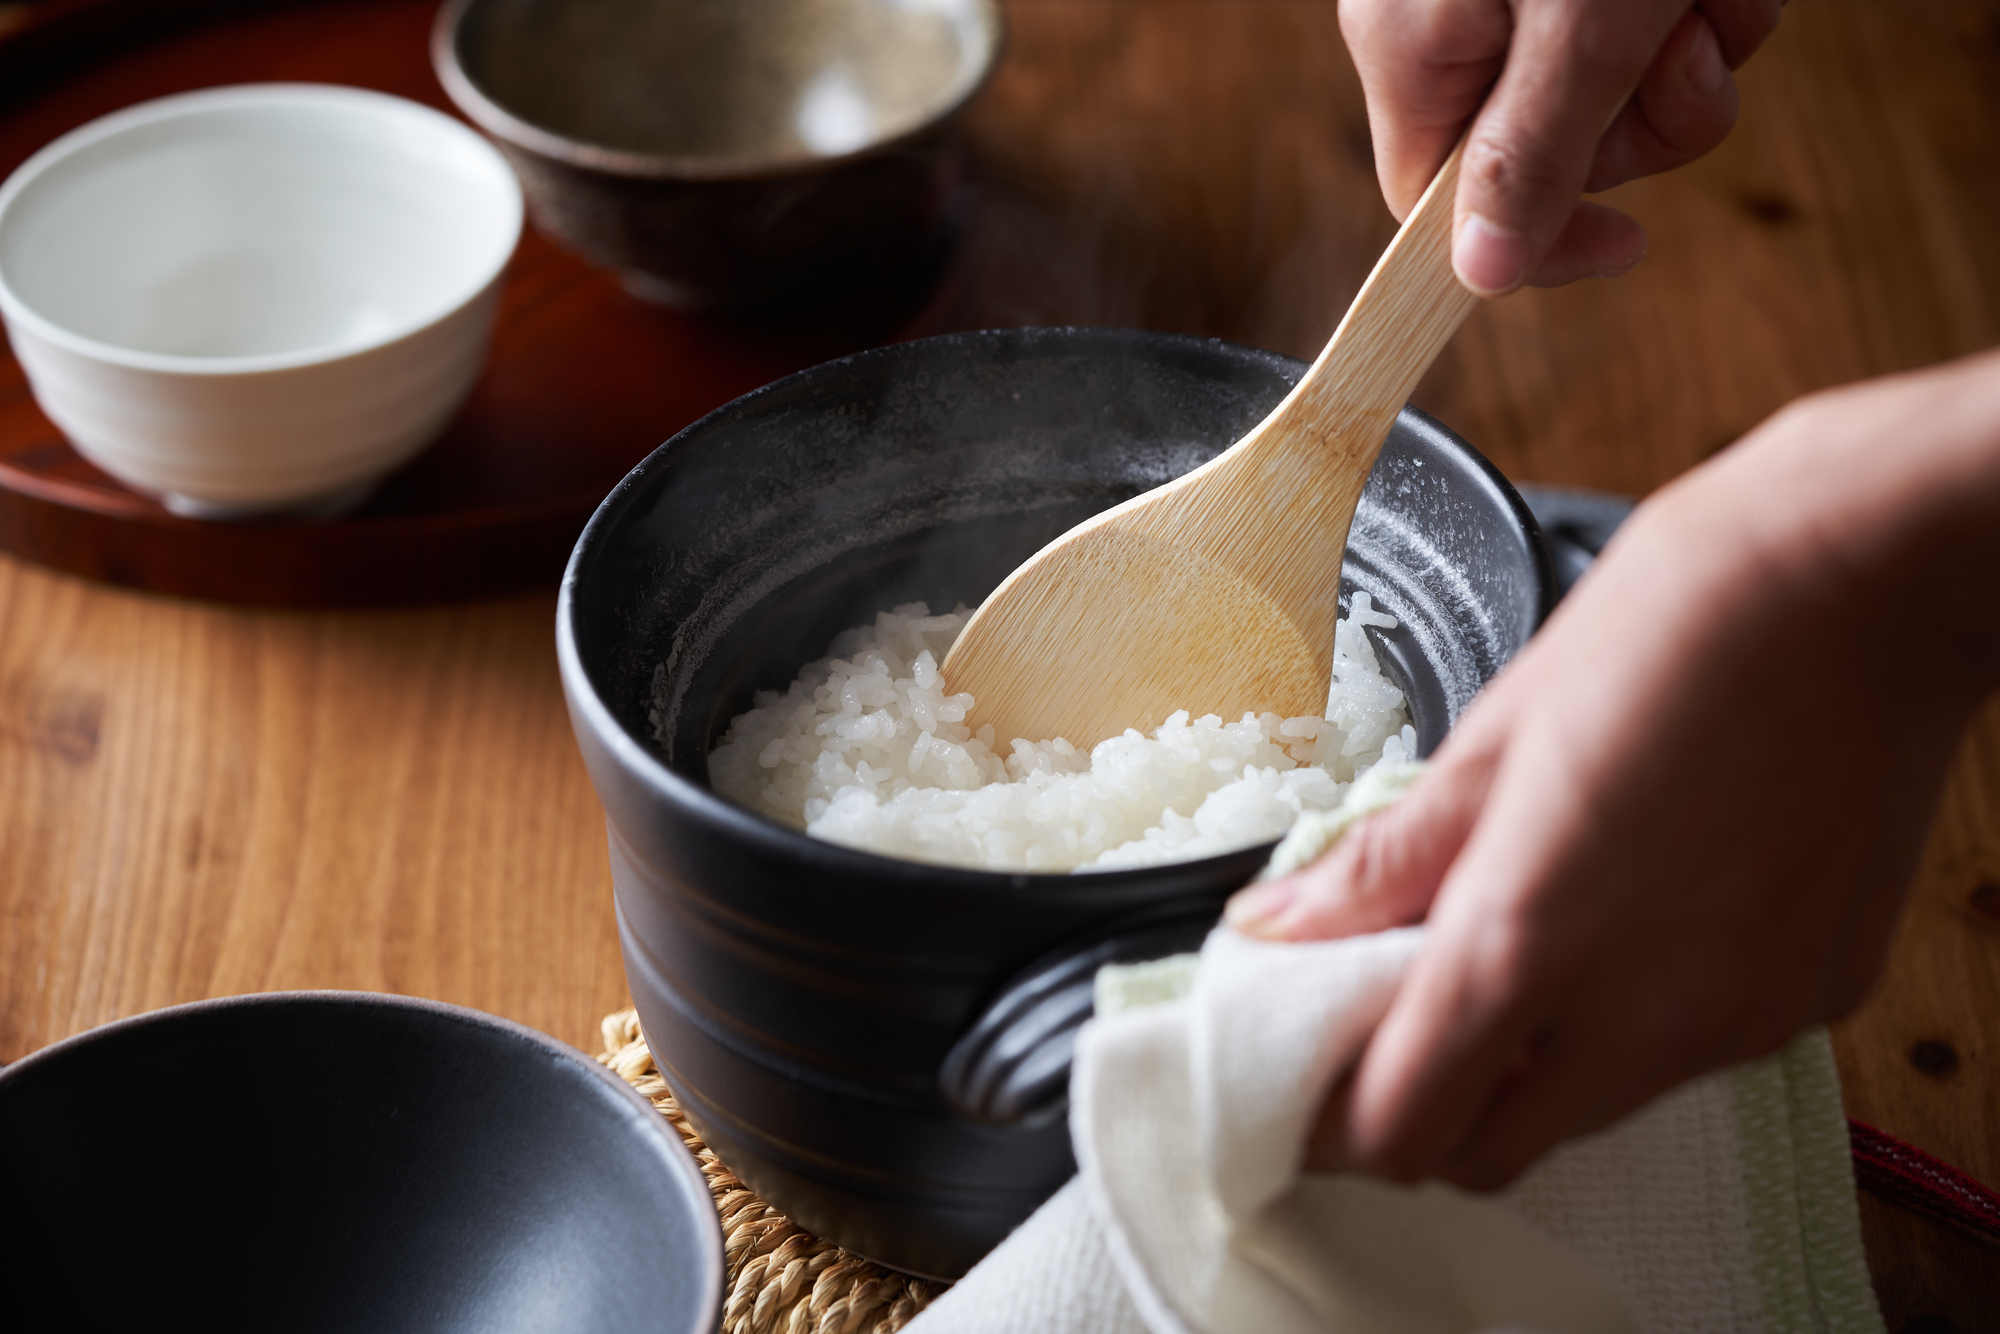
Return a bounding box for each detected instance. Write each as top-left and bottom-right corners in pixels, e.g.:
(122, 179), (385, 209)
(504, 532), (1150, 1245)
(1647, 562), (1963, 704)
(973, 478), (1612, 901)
(163, 479), (377, 521)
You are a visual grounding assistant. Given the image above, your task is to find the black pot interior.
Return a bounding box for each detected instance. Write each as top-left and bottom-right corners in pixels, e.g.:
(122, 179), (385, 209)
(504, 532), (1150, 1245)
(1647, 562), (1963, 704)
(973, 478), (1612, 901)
(0, 996), (717, 1334)
(569, 327), (1548, 841)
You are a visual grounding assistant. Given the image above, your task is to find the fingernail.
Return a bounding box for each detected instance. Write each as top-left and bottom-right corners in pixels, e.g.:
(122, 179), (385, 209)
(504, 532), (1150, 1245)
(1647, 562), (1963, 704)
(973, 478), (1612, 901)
(1687, 20), (1730, 93)
(1223, 879), (1297, 937)
(1597, 239), (1649, 279)
(1453, 214), (1529, 296)
(1600, 249), (1648, 280)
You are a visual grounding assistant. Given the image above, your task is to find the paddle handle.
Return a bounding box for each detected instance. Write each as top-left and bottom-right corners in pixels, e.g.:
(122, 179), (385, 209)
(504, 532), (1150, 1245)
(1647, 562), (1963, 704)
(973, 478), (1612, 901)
(1236, 140), (1479, 481)
(1140, 140), (1480, 628)
(1316, 138), (1478, 398)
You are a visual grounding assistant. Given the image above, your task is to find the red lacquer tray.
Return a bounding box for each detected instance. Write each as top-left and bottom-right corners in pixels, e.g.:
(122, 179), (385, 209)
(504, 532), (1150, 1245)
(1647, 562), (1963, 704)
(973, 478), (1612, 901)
(0, 0), (934, 604)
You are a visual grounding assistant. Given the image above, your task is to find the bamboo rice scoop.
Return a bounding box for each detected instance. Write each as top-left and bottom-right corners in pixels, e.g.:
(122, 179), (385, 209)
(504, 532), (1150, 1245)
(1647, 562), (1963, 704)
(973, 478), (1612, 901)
(942, 144), (1482, 750)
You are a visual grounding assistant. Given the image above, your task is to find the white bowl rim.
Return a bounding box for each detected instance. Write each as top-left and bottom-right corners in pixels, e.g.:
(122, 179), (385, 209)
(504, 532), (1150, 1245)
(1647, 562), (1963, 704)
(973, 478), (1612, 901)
(0, 82), (525, 378)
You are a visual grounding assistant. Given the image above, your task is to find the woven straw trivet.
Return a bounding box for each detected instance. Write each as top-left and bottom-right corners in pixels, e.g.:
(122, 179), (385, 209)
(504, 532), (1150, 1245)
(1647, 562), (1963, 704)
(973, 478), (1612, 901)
(598, 1010), (945, 1334)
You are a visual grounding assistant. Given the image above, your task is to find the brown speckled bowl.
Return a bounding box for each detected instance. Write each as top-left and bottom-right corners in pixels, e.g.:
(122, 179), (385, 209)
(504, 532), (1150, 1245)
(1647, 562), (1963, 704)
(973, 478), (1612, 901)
(433, 0), (1002, 310)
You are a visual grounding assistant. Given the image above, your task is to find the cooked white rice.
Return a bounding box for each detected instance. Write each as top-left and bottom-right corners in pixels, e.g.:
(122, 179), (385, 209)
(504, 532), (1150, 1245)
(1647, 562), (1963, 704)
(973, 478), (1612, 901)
(706, 594), (1415, 873)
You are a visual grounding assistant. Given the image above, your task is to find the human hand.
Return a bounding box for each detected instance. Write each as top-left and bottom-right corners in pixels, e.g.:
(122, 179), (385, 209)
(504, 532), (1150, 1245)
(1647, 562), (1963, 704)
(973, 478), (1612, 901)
(1225, 350), (2000, 1189)
(1340, 0), (1783, 293)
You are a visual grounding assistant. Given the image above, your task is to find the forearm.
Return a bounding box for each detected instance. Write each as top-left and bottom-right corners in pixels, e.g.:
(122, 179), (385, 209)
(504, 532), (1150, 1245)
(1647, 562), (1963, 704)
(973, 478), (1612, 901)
(1636, 348), (2000, 709)
(1252, 351), (2000, 1187)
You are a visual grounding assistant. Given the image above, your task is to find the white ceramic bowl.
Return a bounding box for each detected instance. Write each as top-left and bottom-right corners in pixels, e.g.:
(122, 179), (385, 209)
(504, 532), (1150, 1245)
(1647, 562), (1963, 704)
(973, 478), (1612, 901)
(0, 84), (523, 518)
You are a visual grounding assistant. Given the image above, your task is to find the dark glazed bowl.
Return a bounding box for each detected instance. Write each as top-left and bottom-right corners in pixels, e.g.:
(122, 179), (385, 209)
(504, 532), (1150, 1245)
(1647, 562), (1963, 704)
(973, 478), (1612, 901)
(433, 0), (1002, 309)
(557, 327), (1556, 1277)
(0, 993), (722, 1333)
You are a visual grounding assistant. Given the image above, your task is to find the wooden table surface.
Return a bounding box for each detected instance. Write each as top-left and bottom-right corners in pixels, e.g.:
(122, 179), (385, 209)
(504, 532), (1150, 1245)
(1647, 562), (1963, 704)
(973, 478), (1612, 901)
(2, 0), (1996, 1322)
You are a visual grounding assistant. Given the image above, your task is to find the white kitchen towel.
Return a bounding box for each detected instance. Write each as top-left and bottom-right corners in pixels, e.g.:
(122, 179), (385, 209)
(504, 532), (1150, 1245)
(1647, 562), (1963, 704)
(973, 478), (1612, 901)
(908, 777), (1882, 1334)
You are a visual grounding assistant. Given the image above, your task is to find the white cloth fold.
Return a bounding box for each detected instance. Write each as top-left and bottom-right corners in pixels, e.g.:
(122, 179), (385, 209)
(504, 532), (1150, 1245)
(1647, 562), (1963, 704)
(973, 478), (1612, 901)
(1073, 927), (1644, 1334)
(908, 782), (1882, 1334)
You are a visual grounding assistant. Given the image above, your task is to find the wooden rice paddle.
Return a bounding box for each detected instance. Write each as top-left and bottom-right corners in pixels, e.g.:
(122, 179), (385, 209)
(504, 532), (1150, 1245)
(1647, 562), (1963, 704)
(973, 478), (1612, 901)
(942, 143), (1481, 748)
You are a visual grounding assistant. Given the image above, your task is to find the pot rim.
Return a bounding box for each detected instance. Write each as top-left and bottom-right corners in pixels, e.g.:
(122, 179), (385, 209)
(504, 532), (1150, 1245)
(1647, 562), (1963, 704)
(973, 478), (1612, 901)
(557, 326), (1553, 896)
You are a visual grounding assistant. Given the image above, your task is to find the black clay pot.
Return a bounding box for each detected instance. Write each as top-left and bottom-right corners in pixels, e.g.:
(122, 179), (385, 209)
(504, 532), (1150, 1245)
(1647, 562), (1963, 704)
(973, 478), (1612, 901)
(0, 993), (722, 1333)
(557, 327), (1556, 1278)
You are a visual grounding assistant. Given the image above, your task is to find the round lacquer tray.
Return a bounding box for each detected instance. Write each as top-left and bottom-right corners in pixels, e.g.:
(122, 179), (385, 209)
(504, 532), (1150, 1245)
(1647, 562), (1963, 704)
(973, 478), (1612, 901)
(0, 0), (935, 604)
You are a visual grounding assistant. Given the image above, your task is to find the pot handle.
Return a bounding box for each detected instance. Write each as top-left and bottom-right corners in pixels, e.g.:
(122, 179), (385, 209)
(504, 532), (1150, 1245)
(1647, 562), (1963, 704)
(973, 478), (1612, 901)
(1516, 485), (1634, 599)
(940, 903), (1220, 1127)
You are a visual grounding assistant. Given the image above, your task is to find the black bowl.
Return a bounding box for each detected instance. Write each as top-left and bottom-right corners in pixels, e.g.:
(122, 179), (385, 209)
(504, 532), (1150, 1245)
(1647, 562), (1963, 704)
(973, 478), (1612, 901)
(0, 993), (722, 1333)
(557, 327), (1556, 1277)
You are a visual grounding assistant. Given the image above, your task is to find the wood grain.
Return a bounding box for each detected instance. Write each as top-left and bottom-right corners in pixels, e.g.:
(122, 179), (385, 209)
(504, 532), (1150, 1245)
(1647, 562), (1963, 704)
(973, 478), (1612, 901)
(1839, 691), (2000, 1330)
(2, 0), (1997, 1318)
(0, 558), (631, 1057)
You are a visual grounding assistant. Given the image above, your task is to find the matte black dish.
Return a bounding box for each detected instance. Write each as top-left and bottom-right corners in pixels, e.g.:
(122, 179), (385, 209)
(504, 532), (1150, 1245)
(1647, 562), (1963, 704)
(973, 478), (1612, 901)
(557, 327), (1556, 1277)
(433, 0), (1002, 309)
(0, 992), (722, 1334)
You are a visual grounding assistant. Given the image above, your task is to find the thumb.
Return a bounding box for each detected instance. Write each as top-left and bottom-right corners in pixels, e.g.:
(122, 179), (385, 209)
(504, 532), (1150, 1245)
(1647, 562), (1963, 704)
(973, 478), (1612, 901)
(1224, 750), (1495, 941)
(1450, 0), (1682, 294)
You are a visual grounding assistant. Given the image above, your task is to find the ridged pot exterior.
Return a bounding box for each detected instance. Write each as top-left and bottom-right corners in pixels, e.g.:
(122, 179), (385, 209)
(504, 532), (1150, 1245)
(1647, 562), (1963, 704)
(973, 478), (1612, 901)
(571, 712), (1258, 1276)
(558, 328), (1554, 1277)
